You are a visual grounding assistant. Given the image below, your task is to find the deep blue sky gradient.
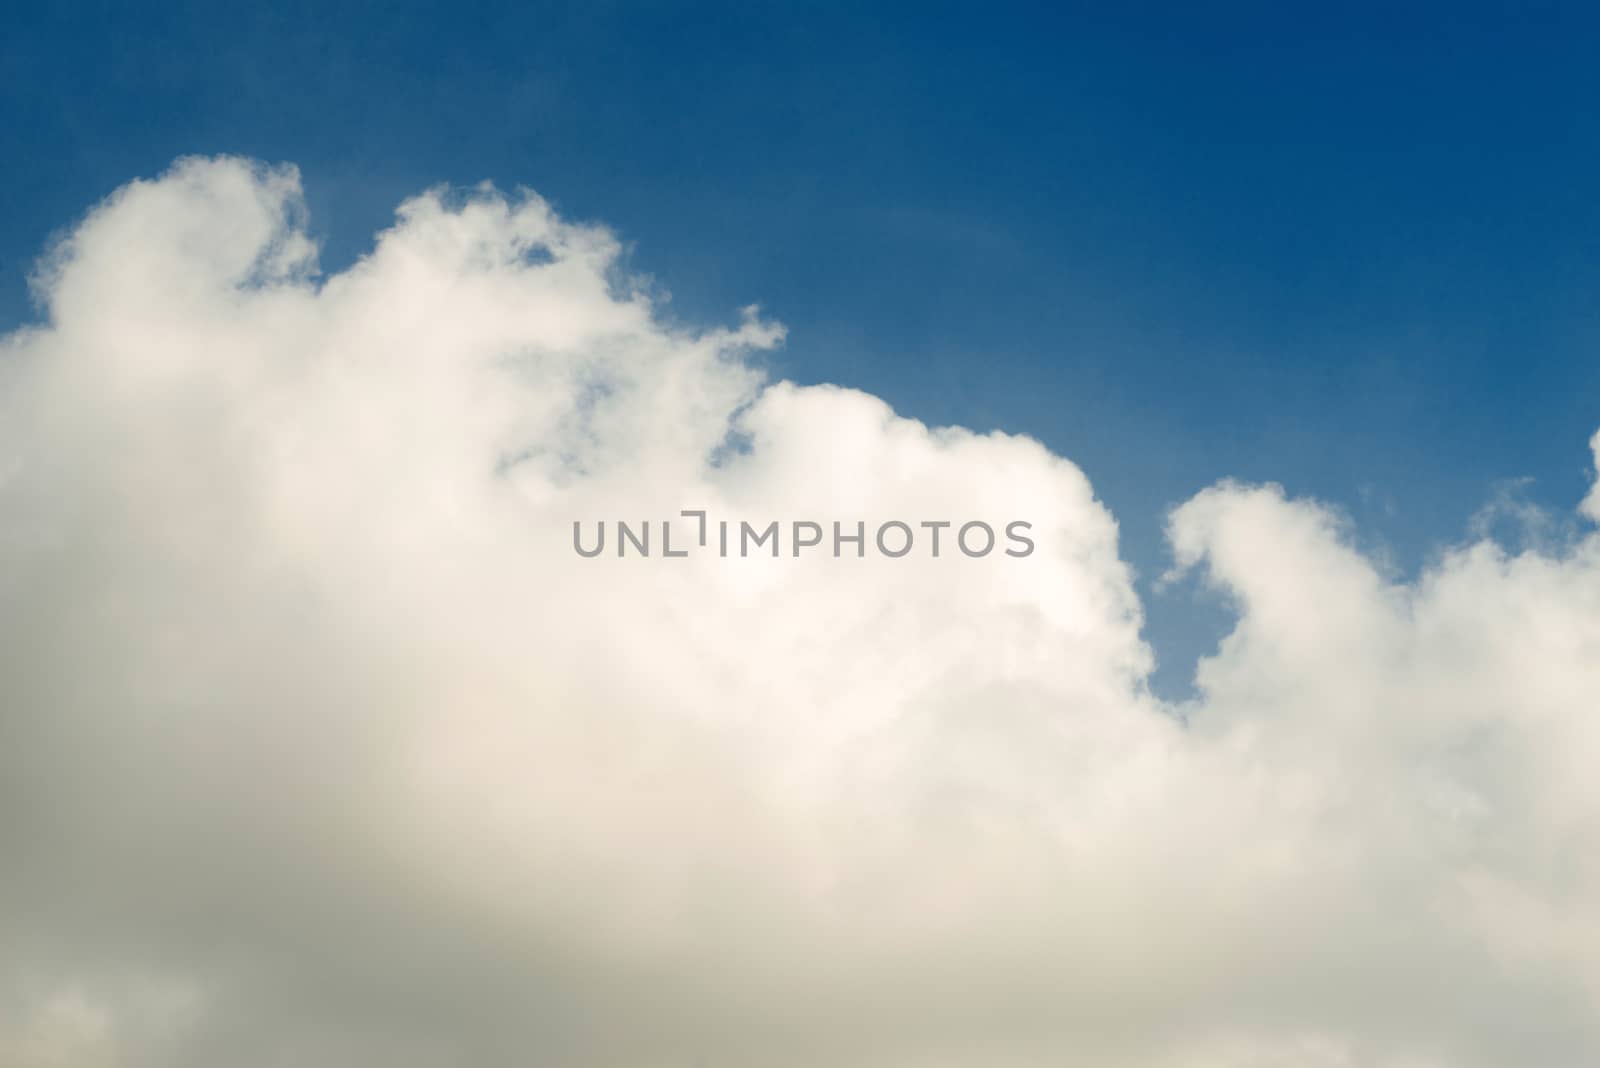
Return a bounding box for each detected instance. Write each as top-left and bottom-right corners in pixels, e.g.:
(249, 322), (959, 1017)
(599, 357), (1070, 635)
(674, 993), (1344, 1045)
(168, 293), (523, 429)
(5, 1), (1599, 694)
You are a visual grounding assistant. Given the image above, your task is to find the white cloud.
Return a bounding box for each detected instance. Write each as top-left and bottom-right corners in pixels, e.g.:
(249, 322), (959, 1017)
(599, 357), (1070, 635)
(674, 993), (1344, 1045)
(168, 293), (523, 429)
(1, 156), (1598, 1066)
(1584, 430), (1600, 522)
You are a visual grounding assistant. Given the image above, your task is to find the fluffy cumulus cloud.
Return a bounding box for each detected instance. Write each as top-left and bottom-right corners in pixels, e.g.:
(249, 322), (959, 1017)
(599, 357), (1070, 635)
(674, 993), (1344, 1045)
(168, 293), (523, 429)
(1, 157), (1599, 1067)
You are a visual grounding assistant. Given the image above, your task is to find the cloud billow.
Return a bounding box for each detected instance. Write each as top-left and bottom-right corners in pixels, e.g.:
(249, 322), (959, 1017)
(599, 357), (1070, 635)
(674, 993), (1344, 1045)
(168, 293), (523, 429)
(1, 157), (1598, 1067)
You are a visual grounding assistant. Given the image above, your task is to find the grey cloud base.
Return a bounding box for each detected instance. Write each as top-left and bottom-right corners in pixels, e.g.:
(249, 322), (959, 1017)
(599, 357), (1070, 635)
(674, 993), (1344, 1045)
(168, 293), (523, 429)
(2, 157), (1599, 1067)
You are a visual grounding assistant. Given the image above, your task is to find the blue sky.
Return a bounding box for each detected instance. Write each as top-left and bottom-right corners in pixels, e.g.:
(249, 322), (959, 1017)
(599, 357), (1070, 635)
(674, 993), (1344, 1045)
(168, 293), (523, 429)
(10, 11), (1600, 1061)
(5, 1), (1598, 694)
